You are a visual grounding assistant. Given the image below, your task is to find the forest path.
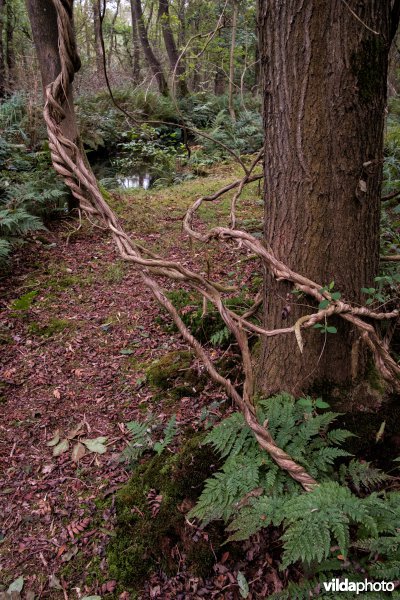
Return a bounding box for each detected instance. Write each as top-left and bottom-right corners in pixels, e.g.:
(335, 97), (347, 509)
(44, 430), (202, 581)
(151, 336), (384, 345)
(0, 164), (262, 598)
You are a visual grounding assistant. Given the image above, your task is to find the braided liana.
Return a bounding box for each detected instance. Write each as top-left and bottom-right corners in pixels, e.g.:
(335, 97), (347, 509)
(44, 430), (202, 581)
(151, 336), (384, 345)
(42, 0), (399, 492)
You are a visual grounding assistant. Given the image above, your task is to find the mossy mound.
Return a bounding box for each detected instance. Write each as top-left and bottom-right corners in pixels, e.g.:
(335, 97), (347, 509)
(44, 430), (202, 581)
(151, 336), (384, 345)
(107, 434), (223, 588)
(146, 350), (205, 398)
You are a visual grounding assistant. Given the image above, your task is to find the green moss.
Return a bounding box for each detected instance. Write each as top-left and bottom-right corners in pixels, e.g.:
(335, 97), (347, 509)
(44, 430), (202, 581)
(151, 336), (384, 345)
(146, 350), (193, 389)
(28, 318), (75, 338)
(107, 434), (223, 588)
(104, 262), (127, 284)
(366, 361), (386, 394)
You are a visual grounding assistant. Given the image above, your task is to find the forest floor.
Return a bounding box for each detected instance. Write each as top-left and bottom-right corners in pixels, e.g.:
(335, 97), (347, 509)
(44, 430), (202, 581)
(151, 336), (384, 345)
(0, 162), (265, 599)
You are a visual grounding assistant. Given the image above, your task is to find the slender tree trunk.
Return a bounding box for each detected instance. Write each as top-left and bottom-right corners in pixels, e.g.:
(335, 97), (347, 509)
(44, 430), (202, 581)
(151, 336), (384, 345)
(129, 0), (140, 82)
(158, 0), (188, 97)
(107, 0), (120, 70)
(26, 0), (81, 210)
(214, 66), (225, 95)
(5, 0), (14, 91)
(228, 0), (238, 120)
(133, 0), (168, 95)
(0, 0), (5, 97)
(92, 0), (105, 81)
(257, 0), (397, 405)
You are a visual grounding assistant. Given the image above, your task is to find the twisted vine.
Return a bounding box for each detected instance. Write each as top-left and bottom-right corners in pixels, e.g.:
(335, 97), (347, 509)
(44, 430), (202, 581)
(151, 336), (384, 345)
(42, 0), (399, 493)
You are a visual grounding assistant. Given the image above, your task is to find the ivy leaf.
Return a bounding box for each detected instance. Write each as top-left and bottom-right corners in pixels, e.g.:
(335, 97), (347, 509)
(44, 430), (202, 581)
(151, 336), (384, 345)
(7, 576), (24, 593)
(82, 437), (108, 454)
(298, 397), (313, 409)
(53, 438), (69, 457)
(237, 571), (249, 598)
(315, 398), (330, 409)
(326, 326), (337, 334)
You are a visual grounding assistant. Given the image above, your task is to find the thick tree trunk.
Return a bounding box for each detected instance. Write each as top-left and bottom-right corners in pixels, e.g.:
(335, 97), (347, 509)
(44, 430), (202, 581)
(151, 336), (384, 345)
(26, 0), (81, 210)
(258, 1), (396, 403)
(133, 0), (168, 95)
(158, 0), (188, 97)
(0, 0), (5, 97)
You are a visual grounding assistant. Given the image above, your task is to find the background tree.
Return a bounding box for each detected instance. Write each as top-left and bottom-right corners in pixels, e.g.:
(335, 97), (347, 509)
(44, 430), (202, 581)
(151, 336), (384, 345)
(258, 0), (400, 403)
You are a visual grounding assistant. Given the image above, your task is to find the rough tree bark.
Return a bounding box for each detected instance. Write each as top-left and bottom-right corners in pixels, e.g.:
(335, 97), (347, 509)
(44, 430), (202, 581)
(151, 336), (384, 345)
(132, 0), (169, 95)
(228, 0), (238, 120)
(0, 0), (5, 97)
(26, 0), (81, 210)
(5, 0), (14, 91)
(258, 0), (399, 404)
(129, 0), (141, 82)
(158, 0), (189, 97)
(92, 0), (105, 80)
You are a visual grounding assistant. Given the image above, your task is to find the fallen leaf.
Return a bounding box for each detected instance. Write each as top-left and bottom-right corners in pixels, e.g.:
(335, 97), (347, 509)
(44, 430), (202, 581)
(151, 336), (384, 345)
(7, 576), (24, 593)
(49, 574), (62, 590)
(46, 430), (60, 447)
(61, 546), (78, 562)
(56, 544), (67, 557)
(53, 388), (61, 400)
(53, 438), (69, 457)
(72, 442), (86, 462)
(67, 422), (84, 439)
(82, 437), (108, 454)
(237, 571), (249, 598)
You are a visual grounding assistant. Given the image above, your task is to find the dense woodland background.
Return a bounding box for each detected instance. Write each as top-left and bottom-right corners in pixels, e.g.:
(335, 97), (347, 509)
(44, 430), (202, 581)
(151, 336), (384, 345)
(1, 1), (400, 599)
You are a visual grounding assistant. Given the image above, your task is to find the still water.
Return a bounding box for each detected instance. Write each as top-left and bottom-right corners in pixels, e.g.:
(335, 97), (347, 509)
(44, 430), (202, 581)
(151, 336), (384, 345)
(117, 173), (151, 189)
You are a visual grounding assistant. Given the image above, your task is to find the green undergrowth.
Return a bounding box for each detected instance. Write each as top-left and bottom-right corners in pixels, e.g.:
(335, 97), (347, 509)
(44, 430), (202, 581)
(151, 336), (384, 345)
(145, 350), (206, 400)
(107, 433), (225, 589)
(27, 317), (75, 338)
(109, 160), (262, 242)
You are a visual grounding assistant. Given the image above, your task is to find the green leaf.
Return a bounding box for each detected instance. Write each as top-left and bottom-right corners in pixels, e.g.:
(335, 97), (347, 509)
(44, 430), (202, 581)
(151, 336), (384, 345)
(297, 397), (313, 408)
(7, 576), (25, 593)
(315, 398), (330, 409)
(53, 438), (69, 457)
(326, 326), (337, 334)
(237, 571), (249, 598)
(82, 437), (108, 454)
(318, 299), (330, 309)
(313, 323), (324, 329)
(331, 292), (341, 301)
(120, 348), (134, 355)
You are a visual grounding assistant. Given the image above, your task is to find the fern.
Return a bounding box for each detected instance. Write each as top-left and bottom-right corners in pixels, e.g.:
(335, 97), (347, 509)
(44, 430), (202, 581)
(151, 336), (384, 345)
(121, 420), (153, 464)
(191, 393), (400, 596)
(121, 415), (178, 465)
(153, 415), (177, 455)
(339, 459), (390, 493)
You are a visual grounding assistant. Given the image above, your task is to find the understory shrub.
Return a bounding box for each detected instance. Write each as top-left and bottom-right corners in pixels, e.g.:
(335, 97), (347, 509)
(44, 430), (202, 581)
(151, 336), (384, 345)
(190, 394), (400, 598)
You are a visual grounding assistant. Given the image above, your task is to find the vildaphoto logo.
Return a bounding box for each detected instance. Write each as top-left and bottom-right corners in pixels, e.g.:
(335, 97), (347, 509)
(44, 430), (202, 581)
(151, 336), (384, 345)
(323, 578), (394, 594)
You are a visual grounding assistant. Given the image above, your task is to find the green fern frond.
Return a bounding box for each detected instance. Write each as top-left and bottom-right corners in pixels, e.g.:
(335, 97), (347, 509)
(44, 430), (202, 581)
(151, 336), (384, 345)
(154, 415), (177, 455)
(203, 412), (251, 458)
(339, 459), (391, 492)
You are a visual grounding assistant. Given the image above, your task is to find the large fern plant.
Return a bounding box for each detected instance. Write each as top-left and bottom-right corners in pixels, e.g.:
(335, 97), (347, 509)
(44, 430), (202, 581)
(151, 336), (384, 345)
(189, 394), (400, 596)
